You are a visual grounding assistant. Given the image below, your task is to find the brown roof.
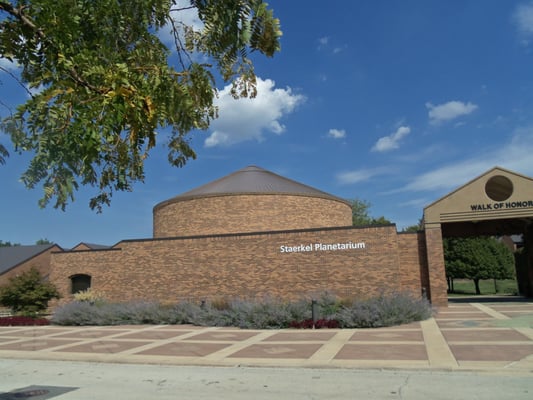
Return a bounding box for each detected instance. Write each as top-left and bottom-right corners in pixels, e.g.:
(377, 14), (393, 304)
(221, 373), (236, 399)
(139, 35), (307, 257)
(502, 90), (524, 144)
(155, 165), (348, 208)
(0, 244), (61, 275)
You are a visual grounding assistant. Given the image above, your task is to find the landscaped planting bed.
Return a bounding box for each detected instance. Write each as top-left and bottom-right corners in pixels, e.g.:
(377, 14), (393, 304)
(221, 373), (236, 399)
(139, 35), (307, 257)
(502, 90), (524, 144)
(50, 291), (433, 329)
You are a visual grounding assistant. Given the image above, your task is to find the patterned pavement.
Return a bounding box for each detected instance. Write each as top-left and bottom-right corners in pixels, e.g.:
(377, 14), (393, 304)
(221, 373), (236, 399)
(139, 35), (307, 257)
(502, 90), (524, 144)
(0, 300), (532, 374)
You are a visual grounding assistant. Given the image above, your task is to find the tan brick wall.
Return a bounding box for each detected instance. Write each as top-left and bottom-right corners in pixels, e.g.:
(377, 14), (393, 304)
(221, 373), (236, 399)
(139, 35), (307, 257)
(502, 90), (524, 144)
(424, 226), (448, 307)
(50, 226), (426, 306)
(523, 224), (533, 297)
(397, 232), (430, 299)
(0, 245), (60, 286)
(153, 194), (352, 238)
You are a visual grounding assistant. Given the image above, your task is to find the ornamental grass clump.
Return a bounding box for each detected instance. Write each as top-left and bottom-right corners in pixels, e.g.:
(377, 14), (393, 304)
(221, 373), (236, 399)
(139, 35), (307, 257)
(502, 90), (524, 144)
(178, 297), (311, 329)
(73, 289), (105, 305)
(171, 301), (205, 324)
(51, 301), (102, 325)
(51, 300), (175, 325)
(227, 298), (304, 329)
(336, 291), (432, 328)
(51, 292), (432, 328)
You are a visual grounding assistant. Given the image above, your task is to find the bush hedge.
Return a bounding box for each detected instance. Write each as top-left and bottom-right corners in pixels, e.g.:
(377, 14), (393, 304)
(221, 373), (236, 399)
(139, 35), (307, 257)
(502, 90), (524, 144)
(51, 291), (432, 329)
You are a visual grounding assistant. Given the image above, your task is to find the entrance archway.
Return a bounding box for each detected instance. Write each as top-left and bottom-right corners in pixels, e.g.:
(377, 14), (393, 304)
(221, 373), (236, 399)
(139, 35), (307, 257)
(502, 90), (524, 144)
(423, 167), (533, 307)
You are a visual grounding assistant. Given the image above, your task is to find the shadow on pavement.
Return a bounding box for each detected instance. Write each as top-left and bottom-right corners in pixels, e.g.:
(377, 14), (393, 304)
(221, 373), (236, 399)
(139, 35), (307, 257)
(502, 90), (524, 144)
(448, 295), (532, 303)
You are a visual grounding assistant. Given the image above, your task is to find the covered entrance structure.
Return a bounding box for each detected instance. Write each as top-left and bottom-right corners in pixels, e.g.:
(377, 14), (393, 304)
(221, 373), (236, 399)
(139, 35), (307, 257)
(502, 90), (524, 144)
(423, 167), (533, 306)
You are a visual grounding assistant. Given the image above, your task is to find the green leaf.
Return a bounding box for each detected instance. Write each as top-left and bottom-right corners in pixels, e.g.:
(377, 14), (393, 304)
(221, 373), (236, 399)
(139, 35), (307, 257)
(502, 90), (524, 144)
(0, 0), (281, 210)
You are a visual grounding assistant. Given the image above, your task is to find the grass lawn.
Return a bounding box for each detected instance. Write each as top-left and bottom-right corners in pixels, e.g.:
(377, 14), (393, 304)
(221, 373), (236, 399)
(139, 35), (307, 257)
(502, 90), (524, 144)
(448, 279), (518, 296)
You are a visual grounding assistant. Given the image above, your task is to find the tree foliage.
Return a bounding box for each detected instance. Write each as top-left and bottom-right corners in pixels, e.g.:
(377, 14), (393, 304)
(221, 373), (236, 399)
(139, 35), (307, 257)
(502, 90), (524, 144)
(402, 217), (424, 232)
(0, 0), (281, 210)
(0, 267), (61, 315)
(0, 240), (20, 247)
(443, 236), (515, 294)
(350, 198), (392, 226)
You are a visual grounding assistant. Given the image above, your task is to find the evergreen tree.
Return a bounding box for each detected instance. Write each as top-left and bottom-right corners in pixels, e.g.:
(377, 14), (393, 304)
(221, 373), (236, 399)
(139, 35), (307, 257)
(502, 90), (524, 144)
(0, 267), (61, 315)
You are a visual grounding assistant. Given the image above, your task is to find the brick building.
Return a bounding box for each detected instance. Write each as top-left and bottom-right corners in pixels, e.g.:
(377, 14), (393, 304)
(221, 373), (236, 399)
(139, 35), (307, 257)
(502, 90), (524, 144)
(5, 165), (532, 309)
(48, 166), (436, 307)
(0, 244), (62, 286)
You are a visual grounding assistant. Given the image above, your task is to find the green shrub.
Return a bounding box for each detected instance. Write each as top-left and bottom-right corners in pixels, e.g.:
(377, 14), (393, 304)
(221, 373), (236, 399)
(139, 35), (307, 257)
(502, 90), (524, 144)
(0, 267), (60, 316)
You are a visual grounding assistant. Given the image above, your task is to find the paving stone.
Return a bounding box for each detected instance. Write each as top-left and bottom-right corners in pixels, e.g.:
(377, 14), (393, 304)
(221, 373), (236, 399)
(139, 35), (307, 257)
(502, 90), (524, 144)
(228, 343), (322, 359)
(441, 328), (530, 342)
(0, 339), (79, 351)
(449, 344), (533, 361)
(53, 340), (151, 354)
(335, 344), (428, 360)
(0, 300), (531, 372)
(135, 342), (231, 357)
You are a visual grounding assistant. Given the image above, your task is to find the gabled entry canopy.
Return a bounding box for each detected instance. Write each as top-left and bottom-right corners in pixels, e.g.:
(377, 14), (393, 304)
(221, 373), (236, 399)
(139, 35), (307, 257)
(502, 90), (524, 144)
(424, 166), (533, 237)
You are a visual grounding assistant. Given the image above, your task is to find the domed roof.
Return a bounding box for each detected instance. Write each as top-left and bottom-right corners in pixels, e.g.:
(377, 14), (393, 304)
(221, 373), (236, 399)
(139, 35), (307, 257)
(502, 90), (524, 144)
(155, 165), (349, 207)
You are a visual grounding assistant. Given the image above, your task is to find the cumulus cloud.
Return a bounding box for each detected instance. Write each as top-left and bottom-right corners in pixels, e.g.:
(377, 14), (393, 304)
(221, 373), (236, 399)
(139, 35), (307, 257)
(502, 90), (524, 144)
(513, 1), (533, 42)
(426, 101), (478, 125)
(402, 125), (533, 193)
(328, 128), (346, 139)
(204, 77), (305, 147)
(371, 126), (411, 152)
(158, 1), (203, 46)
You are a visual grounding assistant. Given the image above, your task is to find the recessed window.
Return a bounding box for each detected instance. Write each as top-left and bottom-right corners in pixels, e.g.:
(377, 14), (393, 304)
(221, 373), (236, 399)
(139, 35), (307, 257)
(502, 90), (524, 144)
(70, 274), (91, 294)
(485, 175), (513, 201)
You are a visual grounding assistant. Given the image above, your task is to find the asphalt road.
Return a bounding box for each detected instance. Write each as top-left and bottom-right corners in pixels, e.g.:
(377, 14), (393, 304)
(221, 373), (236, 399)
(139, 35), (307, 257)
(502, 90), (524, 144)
(1, 359), (532, 400)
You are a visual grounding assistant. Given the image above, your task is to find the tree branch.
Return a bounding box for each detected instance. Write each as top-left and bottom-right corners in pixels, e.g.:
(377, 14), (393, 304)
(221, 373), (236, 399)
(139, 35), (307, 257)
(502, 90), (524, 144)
(0, 1), (105, 94)
(0, 2), (45, 39)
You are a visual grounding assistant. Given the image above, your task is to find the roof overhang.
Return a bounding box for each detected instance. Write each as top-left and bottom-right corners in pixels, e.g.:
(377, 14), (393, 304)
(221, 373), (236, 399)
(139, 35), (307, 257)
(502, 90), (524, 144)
(424, 166), (533, 233)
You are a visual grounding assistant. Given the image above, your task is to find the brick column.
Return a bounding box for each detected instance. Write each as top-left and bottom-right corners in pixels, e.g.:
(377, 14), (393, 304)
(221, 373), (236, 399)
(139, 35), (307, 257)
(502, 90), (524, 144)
(524, 223), (533, 297)
(424, 224), (448, 307)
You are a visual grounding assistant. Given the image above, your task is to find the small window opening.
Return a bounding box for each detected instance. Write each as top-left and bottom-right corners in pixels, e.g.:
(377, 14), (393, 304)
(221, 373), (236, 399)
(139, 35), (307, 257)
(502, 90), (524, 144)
(70, 274), (91, 294)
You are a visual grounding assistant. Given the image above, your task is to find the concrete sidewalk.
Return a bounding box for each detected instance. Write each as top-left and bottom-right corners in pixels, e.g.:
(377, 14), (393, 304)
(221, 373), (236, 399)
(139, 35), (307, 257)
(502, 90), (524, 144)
(0, 299), (532, 374)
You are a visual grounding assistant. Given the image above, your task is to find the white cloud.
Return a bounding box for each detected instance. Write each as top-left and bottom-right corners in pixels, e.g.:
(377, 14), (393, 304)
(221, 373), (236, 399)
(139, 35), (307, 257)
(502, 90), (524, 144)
(426, 101), (478, 125)
(402, 125), (533, 193)
(318, 36), (329, 47)
(371, 126), (410, 152)
(158, 1), (203, 47)
(336, 168), (388, 185)
(513, 1), (533, 40)
(317, 36), (346, 53)
(204, 77), (305, 147)
(328, 128), (346, 139)
(399, 198), (431, 208)
(403, 160), (490, 193)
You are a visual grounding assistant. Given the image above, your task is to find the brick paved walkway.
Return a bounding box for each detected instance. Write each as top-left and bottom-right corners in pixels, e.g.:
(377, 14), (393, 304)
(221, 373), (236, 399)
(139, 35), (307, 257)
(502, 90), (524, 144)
(0, 300), (532, 373)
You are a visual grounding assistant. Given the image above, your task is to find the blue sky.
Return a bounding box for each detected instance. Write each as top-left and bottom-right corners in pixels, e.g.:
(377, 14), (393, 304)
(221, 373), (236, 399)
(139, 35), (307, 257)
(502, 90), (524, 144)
(2, 1), (533, 248)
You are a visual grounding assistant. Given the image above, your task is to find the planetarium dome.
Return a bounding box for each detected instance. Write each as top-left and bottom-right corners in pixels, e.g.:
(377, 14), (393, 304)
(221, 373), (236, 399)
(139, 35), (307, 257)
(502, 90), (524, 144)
(153, 166), (352, 238)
